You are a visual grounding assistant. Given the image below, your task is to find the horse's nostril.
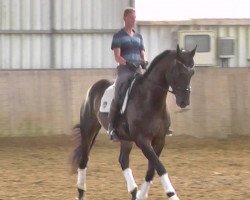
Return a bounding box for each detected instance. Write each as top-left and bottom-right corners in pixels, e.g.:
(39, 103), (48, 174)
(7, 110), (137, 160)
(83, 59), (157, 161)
(180, 102), (186, 108)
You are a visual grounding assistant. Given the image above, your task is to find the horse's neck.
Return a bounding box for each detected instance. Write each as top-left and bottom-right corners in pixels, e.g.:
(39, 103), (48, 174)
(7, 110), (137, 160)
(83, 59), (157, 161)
(141, 59), (171, 108)
(139, 75), (168, 111)
(145, 60), (170, 92)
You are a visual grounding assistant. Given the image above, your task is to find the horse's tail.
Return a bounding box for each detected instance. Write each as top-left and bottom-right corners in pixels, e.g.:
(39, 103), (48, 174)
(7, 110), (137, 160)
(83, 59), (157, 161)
(71, 79), (112, 172)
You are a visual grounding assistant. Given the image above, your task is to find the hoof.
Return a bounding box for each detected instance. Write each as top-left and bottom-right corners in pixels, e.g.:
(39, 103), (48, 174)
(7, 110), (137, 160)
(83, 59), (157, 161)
(131, 188), (137, 200)
(167, 192), (180, 200)
(136, 190), (148, 200)
(77, 188), (84, 200)
(75, 197), (84, 200)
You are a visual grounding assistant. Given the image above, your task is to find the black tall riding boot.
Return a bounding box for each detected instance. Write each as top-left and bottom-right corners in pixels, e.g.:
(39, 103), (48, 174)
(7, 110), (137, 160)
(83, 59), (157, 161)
(108, 100), (119, 141)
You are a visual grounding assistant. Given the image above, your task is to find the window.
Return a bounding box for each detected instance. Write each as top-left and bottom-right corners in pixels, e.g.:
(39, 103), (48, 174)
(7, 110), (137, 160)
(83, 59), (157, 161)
(184, 35), (210, 52)
(178, 30), (216, 66)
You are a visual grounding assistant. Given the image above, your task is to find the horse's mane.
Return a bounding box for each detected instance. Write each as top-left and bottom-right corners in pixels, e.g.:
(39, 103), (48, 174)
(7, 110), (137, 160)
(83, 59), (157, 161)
(143, 50), (172, 77)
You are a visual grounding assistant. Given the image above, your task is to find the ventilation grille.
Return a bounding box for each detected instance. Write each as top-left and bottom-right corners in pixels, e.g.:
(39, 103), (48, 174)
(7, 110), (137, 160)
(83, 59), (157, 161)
(218, 37), (235, 58)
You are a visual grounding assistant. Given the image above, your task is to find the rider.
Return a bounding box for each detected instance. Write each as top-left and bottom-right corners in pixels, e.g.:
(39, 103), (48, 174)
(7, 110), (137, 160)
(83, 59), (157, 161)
(108, 7), (147, 141)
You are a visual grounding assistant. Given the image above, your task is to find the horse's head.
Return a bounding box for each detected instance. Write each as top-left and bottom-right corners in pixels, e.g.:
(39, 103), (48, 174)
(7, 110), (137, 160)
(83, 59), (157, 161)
(167, 44), (196, 108)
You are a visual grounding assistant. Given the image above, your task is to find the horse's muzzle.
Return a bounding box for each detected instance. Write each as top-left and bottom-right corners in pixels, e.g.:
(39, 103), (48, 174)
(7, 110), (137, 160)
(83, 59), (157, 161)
(178, 101), (189, 108)
(176, 94), (190, 108)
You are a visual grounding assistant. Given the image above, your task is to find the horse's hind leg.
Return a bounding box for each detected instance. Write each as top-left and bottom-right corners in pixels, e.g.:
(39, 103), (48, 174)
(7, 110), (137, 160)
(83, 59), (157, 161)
(77, 123), (101, 200)
(136, 138), (180, 200)
(119, 141), (138, 200)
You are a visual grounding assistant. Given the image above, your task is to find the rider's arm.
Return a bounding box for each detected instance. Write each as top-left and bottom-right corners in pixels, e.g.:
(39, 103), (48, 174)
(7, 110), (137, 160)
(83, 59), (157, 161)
(140, 50), (146, 61)
(113, 48), (126, 65)
(140, 50), (148, 70)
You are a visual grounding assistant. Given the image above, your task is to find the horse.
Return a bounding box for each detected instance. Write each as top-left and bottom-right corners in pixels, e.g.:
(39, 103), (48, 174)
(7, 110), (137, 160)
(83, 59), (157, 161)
(71, 44), (196, 200)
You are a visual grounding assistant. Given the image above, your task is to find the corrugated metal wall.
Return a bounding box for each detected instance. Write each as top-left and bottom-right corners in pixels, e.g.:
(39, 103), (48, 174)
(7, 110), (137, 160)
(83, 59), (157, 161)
(138, 20), (250, 67)
(0, 0), (132, 69)
(1, 1), (250, 68)
(138, 25), (179, 62)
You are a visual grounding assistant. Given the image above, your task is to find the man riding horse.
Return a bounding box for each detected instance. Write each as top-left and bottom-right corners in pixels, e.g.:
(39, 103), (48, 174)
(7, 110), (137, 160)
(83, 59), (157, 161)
(108, 7), (148, 140)
(72, 6), (197, 200)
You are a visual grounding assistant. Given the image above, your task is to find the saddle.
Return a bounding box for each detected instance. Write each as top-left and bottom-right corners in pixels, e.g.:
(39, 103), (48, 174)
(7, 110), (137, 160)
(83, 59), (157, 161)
(99, 75), (139, 114)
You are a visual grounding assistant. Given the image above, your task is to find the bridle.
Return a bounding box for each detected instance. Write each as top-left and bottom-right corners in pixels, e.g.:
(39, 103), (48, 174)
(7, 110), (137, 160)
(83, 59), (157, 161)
(168, 59), (194, 94)
(168, 84), (192, 94)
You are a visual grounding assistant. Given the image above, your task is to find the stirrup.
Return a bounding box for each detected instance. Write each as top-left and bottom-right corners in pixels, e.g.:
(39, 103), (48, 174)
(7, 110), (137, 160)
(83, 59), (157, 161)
(108, 129), (119, 142)
(166, 128), (173, 136)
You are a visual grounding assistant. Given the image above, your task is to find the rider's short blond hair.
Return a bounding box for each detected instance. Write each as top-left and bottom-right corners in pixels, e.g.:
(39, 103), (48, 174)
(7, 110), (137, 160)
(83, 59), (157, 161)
(123, 7), (135, 18)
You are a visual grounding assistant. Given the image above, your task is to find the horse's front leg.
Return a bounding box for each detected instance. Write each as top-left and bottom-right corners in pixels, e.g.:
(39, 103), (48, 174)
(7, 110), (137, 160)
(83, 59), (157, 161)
(135, 162), (153, 200)
(136, 138), (164, 200)
(136, 138), (180, 200)
(119, 141), (138, 200)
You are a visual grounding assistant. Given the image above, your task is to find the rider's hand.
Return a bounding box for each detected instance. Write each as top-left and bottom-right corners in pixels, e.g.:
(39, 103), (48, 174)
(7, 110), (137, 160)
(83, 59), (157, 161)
(141, 61), (149, 69)
(126, 61), (137, 68)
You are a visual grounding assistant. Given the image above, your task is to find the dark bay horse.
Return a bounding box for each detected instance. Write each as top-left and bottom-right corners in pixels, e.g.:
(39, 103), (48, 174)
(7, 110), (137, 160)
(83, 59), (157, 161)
(72, 45), (196, 200)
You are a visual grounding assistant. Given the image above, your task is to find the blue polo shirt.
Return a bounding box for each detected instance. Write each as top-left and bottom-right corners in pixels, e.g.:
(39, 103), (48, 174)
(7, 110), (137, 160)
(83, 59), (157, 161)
(111, 29), (145, 64)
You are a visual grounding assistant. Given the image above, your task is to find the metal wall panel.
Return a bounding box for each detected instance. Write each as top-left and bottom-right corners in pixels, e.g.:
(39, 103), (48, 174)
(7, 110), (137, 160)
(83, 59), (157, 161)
(248, 27), (250, 60)
(228, 26), (238, 67)
(138, 26), (179, 62)
(52, 0), (128, 30)
(0, 0), (51, 30)
(0, 0), (131, 69)
(0, 0), (131, 30)
(0, 34), (51, 69)
(137, 22), (250, 67)
(53, 33), (115, 68)
(1, 1), (250, 69)
(238, 27), (247, 67)
(0, 32), (116, 69)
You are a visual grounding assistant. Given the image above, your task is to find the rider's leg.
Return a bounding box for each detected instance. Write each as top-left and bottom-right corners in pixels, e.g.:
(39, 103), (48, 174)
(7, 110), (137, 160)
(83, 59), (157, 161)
(108, 65), (137, 141)
(108, 99), (119, 140)
(108, 73), (124, 141)
(108, 81), (129, 140)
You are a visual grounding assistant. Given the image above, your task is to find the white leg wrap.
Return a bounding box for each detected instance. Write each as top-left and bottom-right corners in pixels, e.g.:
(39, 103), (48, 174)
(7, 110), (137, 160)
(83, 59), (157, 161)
(136, 180), (152, 200)
(160, 173), (175, 194)
(77, 168), (87, 191)
(123, 168), (138, 192)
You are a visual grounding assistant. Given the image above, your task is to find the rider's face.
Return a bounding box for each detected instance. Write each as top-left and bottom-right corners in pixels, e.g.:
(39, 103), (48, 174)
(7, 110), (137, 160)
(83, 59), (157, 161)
(124, 12), (136, 28)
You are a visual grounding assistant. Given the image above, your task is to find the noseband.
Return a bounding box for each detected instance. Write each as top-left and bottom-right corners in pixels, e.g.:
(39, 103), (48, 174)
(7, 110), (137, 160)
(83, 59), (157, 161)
(168, 85), (191, 94)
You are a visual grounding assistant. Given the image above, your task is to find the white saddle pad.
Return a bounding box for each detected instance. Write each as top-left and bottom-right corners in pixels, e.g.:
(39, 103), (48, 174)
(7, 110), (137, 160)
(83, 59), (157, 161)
(99, 79), (136, 113)
(99, 84), (115, 113)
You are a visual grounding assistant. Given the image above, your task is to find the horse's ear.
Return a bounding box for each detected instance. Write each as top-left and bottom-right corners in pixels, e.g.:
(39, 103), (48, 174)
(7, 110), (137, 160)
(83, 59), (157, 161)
(190, 45), (197, 57)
